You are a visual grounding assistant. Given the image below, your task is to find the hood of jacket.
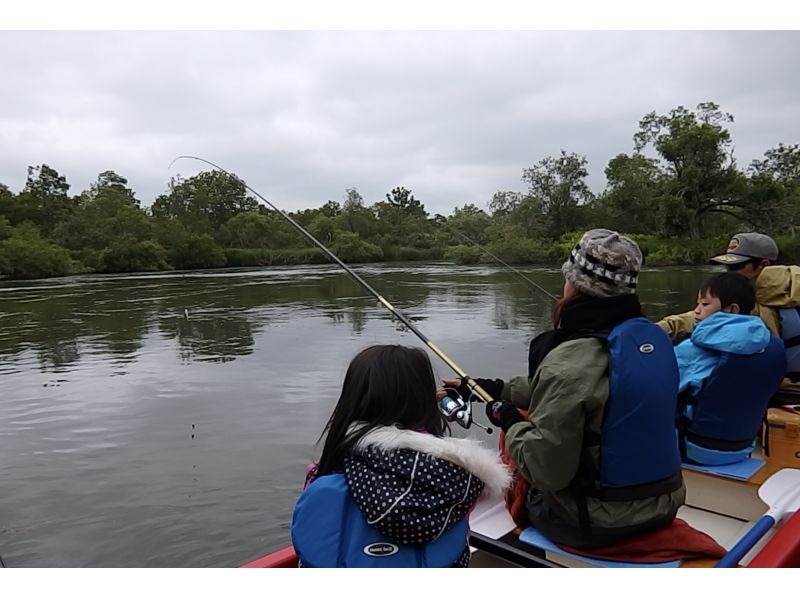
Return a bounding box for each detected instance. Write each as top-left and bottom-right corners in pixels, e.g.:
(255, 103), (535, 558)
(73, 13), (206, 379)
(690, 311), (771, 354)
(344, 425), (510, 544)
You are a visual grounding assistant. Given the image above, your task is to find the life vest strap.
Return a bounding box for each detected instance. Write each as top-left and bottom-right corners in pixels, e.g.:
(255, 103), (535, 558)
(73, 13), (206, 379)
(685, 431), (755, 452)
(587, 473), (684, 502)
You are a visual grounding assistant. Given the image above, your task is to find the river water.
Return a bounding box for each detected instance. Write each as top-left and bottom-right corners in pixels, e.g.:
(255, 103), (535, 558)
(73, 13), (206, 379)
(0, 262), (716, 567)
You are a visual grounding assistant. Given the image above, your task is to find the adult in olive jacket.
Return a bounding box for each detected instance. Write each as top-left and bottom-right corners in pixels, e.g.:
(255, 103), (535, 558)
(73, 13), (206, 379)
(446, 229), (685, 549)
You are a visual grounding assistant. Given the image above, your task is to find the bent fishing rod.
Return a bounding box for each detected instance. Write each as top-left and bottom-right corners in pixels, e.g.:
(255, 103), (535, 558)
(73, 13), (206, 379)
(434, 218), (558, 301)
(170, 156), (495, 431)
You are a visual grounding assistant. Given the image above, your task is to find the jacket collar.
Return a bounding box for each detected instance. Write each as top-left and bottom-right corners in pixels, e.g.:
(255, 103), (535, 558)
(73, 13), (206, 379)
(350, 423), (511, 498)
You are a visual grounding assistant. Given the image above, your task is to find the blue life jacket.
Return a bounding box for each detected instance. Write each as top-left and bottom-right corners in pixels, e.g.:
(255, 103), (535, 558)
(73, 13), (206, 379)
(779, 307), (800, 381)
(678, 334), (787, 465)
(573, 317), (683, 510)
(291, 473), (469, 568)
(600, 317), (683, 491)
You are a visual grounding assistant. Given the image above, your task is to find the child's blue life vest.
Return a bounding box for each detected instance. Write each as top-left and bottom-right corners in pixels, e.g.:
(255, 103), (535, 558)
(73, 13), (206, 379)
(596, 317), (683, 494)
(679, 334), (786, 465)
(291, 473), (469, 568)
(779, 307), (800, 381)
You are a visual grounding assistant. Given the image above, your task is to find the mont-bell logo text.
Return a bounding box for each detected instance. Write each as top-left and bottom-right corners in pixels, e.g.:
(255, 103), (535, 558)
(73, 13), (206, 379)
(363, 542), (399, 557)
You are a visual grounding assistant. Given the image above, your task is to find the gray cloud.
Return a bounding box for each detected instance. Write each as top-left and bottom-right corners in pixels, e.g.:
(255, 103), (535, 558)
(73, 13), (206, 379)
(1, 31), (799, 216)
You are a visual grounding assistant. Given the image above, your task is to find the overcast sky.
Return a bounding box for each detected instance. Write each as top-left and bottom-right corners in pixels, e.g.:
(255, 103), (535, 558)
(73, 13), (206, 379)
(2, 28), (800, 217)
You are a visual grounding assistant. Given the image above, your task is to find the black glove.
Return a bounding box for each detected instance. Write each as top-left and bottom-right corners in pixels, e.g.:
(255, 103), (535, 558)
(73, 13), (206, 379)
(485, 401), (525, 432)
(445, 377), (505, 402)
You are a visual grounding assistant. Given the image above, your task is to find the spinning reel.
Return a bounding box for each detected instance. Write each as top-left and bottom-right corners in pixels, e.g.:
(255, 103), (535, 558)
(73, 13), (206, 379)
(438, 385), (493, 434)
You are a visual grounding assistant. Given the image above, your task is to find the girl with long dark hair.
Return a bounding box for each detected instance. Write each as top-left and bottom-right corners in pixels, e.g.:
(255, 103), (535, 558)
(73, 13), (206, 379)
(291, 344), (510, 567)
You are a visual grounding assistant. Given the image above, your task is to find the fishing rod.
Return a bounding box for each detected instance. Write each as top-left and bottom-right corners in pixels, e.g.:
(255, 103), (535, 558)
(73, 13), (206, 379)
(170, 156), (495, 432)
(434, 217), (558, 301)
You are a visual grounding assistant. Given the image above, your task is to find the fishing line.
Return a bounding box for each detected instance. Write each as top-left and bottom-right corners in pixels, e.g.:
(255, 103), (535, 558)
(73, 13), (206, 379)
(169, 156), (498, 411)
(433, 217), (558, 301)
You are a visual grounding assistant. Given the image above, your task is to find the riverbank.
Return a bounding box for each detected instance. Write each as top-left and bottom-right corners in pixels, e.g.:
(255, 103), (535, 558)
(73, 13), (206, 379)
(3, 233), (798, 282)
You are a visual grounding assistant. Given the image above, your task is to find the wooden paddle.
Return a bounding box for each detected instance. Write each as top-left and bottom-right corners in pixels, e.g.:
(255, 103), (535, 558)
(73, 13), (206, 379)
(714, 468), (800, 568)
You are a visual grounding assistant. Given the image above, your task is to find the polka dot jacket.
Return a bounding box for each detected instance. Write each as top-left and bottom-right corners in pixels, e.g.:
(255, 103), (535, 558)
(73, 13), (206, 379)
(343, 424), (511, 566)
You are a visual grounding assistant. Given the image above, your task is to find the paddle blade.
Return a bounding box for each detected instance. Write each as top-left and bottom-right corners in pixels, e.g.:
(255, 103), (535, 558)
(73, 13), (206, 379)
(758, 468), (800, 510)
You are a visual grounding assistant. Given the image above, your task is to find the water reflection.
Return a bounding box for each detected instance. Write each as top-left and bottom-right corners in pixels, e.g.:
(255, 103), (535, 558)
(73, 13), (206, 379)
(0, 265), (558, 371)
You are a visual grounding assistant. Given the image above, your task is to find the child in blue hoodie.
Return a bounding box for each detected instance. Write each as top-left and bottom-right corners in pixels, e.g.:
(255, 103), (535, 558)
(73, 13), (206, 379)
(675, 272), (786, 465)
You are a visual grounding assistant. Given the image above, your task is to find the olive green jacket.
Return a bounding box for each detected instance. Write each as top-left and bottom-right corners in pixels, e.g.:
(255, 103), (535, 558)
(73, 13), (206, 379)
(501, 337), (685, 532)
(656, 265), (800, 393)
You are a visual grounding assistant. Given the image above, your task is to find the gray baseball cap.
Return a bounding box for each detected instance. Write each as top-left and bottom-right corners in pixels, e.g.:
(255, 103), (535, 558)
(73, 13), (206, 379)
(710, 232), (779, 265)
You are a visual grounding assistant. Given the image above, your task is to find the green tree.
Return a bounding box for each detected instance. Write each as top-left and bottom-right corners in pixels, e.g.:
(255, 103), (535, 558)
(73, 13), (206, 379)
(0, 184), (28, 229)
(0, 215), (14, 240)
(319, 200), (342, 218)
(89, 170), (139, 207)
(751, 143), (800, 184)
(97, 236), (170, 273)
(0, 223), (74, 279)
(219, 212), (273, 248)
(374, 187), (432, 250)
(502, 195), (547, 239)
(386, 186), (426, 218)
(488, 191), (523, 218)
(633, 102), (746, 239)
(151, 171), (259, 233)
(331, 231), (384, 263)
(308, 215), (338, 246)
(168, 233), (227, 270)
(521, 151), (593, 239)
(15, 164), (77, 236)
(54, 171), (153, 254)
(598, 153), (665, 234)
(446, 204), (493, 245)
(745, 143), (800, 233)
(338, 188), (377, 239)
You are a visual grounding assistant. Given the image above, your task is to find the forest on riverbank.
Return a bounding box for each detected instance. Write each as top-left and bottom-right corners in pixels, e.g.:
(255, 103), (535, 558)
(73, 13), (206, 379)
(1, 102), (798, 280)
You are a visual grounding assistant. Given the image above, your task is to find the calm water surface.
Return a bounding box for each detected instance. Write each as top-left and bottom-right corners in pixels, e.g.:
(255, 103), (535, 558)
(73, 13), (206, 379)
(0, 262), (717, 567)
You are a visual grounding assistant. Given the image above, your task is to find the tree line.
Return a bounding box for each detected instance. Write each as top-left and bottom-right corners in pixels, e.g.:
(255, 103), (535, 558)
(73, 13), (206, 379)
(1, 102), (799, 280)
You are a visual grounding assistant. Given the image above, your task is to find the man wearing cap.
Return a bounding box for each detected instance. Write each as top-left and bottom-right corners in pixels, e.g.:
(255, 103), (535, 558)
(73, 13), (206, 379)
(656, 232), (800, 397)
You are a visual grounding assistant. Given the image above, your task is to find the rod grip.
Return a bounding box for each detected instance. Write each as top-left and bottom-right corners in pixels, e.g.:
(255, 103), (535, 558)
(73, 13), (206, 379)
(467, 378), (495, 403)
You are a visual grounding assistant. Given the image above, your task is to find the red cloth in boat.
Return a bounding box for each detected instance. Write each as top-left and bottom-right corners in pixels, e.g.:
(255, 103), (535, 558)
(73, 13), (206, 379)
(498, 412), (531, 529)
(556, 518), (727, 563)
(498, 411), (726, 563)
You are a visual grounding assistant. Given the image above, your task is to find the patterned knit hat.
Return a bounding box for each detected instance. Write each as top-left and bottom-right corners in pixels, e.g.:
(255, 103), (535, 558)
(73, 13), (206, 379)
(561, 229), (643, 298)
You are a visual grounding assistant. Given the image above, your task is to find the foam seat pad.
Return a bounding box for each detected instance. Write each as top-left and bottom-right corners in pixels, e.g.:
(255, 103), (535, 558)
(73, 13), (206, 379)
(682, 457), (765, 481)
(518, 527), (682, 568)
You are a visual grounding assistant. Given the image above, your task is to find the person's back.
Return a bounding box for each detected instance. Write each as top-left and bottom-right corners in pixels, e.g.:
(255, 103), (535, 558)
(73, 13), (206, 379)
(291, 344), (510, 568)
(674, 273), (787, 465)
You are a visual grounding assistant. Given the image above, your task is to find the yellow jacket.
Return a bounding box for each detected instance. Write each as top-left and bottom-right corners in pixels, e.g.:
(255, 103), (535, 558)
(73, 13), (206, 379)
(656, 265), (800, 393)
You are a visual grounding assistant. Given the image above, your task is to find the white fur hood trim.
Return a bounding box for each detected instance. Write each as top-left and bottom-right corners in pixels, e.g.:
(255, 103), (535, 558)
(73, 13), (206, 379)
(352, 424), (512, 498)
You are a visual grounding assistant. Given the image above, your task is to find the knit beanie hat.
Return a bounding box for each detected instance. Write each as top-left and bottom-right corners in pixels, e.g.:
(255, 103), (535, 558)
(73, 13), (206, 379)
(561, 229), (643, 298)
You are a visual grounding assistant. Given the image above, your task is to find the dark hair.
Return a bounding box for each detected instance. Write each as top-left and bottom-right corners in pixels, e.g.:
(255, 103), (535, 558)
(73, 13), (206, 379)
(315, 345), (448, 476)
(699, 272), (756, 314)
